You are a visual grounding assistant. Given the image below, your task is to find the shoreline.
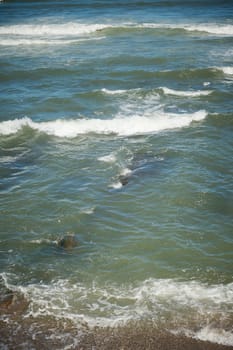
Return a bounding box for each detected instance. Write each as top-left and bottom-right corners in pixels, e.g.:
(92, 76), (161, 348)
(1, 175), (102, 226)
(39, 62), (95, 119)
(0, 292), (232, 349)
(1, 317), (232, 350)
(79, 325), (233, 350)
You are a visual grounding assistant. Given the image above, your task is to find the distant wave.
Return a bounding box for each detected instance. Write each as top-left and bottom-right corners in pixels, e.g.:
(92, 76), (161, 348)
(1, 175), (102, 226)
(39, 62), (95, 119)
(140, 23), (233, 36)
(0, 111), (207, 137)
(0, 37), (104, 46)
(101, 88), (129, 95)
(0, 21), (232, 43)
(160, 87), (212, 97)
(101, 87), (212, 98)
(0, 23), (109, 36)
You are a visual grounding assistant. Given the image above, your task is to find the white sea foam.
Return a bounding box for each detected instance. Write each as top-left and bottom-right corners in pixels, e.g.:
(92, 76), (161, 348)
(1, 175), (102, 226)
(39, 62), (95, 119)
(2, 274), (233, 345)
(141, 22), (233, 36)
(109, 168), (132, 189)
(0, 21), (231, 48)
(0, 21), (232, 45)
(109, 181), (123, 189)
(98, 153), (117, 163)
(0, 38), (103, 46)
(101, 88), (128, 95)
(190, 24), (233, 36)
(0, 111), (207, 138)
(0, 23), (109, 36)
(81, 207), (95, 215)
(160, 87), (212, 97)
(29, 239), (57, 245)
(120, 167), (132, 176)
(101, 88), (141, 95)
(195, 327), (233, 346)
(0, 117), (31, 135)
(220, 66), (233, 75)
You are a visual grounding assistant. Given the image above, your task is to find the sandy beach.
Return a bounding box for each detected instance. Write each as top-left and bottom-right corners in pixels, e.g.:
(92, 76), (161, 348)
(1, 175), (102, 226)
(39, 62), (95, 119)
(1, 304), (232, 350)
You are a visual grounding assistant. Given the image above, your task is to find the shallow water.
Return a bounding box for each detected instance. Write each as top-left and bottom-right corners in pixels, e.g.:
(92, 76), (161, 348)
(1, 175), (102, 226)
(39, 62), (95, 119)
(0, 0), (233, 347)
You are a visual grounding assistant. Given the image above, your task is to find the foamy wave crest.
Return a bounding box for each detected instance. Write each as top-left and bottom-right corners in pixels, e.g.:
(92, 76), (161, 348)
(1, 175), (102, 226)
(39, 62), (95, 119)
(0, 23), (109, 36)
(0, 38), (101, 46)
(160, 87), (212, 97)
(101, 88), (128, 95)
(141, 23), (233, 36)
(0, 111), (207, 138)
(1, 21), (232, 41)
(2, 274), (233, 345)
(195, 327), (233, 346)
(101, 88), (141, 95)
(192, 24), (233, 36)
(219, 66), (233, 75)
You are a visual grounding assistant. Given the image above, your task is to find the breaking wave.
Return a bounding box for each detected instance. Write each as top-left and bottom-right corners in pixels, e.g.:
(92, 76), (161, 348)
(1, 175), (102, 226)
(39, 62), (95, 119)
(140, 22), (233, 36)
(160, 87), (212, 97)
(218, 66), (233, 75)
(0, 23), (109, 36)
(0, 37), (104, 46)
(2, 274), (233, 345)
(0, 21), (232, 47)
(0, 110), (207, 138)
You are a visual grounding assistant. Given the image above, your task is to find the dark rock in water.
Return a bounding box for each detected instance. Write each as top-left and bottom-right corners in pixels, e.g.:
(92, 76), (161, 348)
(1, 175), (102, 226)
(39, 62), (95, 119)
(0, 290), (14, 309)
(119, 175), (129, 186)
(57, 234), (78, 250)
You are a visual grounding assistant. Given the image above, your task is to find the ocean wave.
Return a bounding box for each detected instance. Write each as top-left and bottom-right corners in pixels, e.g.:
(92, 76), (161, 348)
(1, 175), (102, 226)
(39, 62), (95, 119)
(101, 88), (131, 95)
(218, 66), (233, 75)
(101, 86), (213, 98)
(195, 326), (233, 347)
(160, 87), (212, 97)
(0, 37), (104, 46)
(0, 21), (232, 40)
(141, 23), (233, 36)
(0, 23), (109, 36)
(0, 111), (207, 138)
(2, 274), (233, 345)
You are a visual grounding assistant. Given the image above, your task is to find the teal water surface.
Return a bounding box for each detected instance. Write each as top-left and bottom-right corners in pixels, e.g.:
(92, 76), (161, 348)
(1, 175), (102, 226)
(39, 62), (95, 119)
(0, 0), (233, 346)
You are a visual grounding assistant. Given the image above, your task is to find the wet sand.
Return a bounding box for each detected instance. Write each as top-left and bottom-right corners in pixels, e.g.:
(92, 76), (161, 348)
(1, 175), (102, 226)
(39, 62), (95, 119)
(0, 292), (232, 349)
(78, 325), (233, 350)
(1, 318), (233, 350)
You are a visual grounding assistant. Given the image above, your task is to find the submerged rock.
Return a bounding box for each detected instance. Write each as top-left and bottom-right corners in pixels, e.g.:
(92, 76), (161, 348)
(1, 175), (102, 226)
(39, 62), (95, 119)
(0, 289), (14, 309)
(0, 290), (29, 315)
(119, 175), (130, 186)
(57, 234), (78, 250)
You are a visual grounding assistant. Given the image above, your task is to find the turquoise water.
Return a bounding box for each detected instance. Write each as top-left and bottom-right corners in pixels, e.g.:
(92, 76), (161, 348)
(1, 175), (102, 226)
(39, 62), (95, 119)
(0, 0), (233, 346)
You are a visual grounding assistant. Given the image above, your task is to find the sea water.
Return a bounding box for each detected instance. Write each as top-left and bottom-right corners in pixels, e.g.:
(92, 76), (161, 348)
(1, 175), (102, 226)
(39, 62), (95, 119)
(0, 0), (233, 347)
